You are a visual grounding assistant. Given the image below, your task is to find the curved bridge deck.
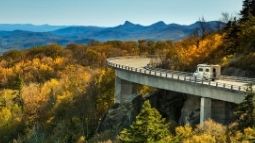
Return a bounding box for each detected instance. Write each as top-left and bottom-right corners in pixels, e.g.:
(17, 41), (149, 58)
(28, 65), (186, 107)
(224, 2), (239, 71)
(107, 56), (255, 104)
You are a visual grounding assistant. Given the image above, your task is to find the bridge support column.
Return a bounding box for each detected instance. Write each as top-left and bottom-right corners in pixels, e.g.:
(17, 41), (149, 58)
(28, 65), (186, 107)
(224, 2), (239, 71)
(200, 97), (212, 124)
(115, 77), (137, 104)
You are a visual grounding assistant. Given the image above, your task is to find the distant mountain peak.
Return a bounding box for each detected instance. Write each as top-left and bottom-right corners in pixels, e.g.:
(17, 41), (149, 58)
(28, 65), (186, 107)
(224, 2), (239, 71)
(152, 21), (167, 26)
(123, 21), (134, 26)
(116, 21), (143, 30)
(154, 21), (167, 25)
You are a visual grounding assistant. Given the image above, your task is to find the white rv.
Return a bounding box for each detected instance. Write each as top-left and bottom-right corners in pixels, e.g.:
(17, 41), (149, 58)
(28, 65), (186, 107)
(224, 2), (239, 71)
(193, 64), (221, 81)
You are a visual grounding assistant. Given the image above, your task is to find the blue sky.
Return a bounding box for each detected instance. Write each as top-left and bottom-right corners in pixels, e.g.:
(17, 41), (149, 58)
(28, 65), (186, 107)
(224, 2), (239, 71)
(0, 0), (242, 26)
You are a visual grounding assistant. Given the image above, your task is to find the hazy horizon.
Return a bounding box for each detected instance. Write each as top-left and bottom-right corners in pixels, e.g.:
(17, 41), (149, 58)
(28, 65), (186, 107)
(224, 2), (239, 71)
(0, 0), (242, 26)
(0, 20), (225, 27)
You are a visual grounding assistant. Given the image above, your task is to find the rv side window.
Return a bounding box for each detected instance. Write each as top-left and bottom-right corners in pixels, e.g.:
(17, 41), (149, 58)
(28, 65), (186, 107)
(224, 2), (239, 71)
(205, 69), (210, 72)
(199, 68), (203, 72)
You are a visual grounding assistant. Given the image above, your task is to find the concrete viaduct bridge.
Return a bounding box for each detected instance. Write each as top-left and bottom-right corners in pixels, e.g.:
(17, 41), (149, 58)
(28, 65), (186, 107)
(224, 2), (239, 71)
(107, 56), (255, 124)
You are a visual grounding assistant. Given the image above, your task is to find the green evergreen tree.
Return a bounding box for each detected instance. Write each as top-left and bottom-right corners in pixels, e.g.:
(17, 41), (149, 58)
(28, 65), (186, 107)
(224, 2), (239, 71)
(13, 76), (24, 111)
(235, 86), (255, 130)
(240, 0), (255, 21)
(119, 100), (170, 143)
(252, 0), (255, 16)
(16, 76), (24, 95)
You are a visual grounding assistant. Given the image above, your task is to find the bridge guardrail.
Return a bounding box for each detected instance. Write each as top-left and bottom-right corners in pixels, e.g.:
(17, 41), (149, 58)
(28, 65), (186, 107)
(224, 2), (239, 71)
(107, 57), (253, 93)
(107, 55), (159, 60)
(220, 75), (255, 84)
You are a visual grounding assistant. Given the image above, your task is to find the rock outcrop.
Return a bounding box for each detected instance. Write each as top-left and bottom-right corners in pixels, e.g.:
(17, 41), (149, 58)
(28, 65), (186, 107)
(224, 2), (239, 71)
(179, 96), (201, 125)
(95, 90), (236, 141)
(96, 95), (144, 139)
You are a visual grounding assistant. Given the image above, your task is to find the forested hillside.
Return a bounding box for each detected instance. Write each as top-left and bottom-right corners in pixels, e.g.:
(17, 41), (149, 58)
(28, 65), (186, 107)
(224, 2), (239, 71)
(0, 40), (175, 142)
(0, 0), (255, 142)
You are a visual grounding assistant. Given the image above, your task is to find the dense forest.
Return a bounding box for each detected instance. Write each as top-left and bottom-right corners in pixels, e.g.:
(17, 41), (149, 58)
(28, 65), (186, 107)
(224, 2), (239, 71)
(1, 0), (255, 142)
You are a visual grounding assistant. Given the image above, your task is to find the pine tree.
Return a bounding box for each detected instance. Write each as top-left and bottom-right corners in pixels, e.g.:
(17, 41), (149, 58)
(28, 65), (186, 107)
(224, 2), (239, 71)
(119, 100), (170, 143)
(16, 76), (24, 96)
(235, 86), (255, 130)
(252, 0), (255, 16)
(240, 0), (255, 21)
(13, 76), (24, 111)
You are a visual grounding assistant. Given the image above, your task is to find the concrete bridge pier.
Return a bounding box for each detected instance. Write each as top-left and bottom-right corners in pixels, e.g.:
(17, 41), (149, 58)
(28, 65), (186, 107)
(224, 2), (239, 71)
(115, 76), (137, 104)
(200, 97), (212, 124)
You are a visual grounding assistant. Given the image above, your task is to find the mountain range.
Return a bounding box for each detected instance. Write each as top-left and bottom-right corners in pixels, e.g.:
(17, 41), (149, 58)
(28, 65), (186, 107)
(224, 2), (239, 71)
(0, 21), (224, 52)
(0, 24), (66, 32)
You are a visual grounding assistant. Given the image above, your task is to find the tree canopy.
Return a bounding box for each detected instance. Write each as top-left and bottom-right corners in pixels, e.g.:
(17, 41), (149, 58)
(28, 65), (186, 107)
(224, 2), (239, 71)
(119, 100), (169, 143)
